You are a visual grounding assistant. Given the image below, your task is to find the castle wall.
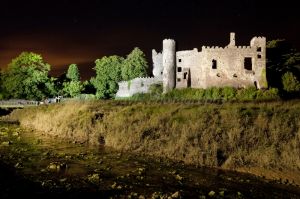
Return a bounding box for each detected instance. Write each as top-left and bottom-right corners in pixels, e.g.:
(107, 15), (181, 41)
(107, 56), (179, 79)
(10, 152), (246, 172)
(152, 49), (163, 79)
(115, 77), (162, 98)
(174, 35), (267, 89)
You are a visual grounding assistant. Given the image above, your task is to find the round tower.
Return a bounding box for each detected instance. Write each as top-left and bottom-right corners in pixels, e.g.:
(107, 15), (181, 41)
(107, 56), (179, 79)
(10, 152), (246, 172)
(162, 39), (176, 93)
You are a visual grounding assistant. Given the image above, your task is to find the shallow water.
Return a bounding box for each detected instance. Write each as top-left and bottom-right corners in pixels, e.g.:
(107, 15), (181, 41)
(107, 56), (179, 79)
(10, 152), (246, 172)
(0, 122), (300, 199)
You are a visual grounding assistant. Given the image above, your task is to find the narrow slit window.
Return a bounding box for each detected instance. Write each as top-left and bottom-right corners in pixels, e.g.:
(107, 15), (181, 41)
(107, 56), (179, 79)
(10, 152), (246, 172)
(178, 59), (182, 63)
(257, 47), (261, 52)
(257, 54), (261, 59)
(183, 72), (187, 79)
(177, 67), (182, 72)
(244, 57), (252, 70)
(212, 59), (217, 69)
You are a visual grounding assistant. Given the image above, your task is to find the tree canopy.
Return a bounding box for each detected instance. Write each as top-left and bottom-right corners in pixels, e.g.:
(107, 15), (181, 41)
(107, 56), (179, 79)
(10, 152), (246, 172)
(66, 64), (80, 81)
(267, 39), (300, 89)
(1, 52), (56, 100)
(91, 56), (124, 99)
(63, 64), (83, 97)
(121, 47), (148, 81)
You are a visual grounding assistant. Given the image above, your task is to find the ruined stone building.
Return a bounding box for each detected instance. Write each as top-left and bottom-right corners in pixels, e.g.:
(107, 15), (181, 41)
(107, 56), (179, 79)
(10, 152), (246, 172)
(116, 33), (267, 97)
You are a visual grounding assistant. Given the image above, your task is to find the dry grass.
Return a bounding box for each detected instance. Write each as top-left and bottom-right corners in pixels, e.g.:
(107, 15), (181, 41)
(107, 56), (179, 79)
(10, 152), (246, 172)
(8, 99), (300, 184)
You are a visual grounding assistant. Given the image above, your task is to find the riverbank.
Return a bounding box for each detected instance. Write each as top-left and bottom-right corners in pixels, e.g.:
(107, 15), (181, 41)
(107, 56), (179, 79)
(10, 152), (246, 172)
(1, 121), (300, 198)
(5, 100), (300, 186)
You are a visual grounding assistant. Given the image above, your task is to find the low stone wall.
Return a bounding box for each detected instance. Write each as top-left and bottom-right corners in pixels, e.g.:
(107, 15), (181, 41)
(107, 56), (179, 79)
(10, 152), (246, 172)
(116, 77), (162, 98)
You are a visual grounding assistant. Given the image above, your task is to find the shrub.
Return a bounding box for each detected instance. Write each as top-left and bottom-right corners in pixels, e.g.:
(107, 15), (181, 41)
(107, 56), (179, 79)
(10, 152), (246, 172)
(149, 83), (163, 97)
(282, 72), (300, 93)
(236, 87), (257, 101)
(222, 87), (237, 100)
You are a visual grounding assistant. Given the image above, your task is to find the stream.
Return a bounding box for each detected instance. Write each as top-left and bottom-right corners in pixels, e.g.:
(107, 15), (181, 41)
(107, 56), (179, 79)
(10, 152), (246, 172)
(0, 121), (300, 199)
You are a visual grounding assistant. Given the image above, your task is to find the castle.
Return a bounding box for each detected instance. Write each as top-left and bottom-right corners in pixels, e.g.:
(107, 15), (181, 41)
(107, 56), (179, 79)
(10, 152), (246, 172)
(116, 32), (267, 97)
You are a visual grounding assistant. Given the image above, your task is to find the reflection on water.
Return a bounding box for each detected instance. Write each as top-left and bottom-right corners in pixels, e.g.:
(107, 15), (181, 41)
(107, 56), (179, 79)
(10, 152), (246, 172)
(1, 122), (300, 199)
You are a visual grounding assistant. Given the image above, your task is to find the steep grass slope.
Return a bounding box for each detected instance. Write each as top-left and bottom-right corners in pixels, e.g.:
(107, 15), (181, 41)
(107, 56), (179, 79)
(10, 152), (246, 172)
(8, 100), (300, 184)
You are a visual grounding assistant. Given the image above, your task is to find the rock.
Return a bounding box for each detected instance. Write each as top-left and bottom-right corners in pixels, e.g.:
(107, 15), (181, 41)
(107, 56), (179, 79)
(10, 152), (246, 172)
(219, 191), (225, 197)
(14, 162), (23, 168)
(171, 191), (180, 198)
(60, 178), (67, 182)
(48, 162), (67, 172)
(48, 163), (58, 170)
(139, 195), (145, 199)
(208, 191), (215, 197)
(175, 174), (183, 181)
(151, 192), (163, 199)
(88, 173), (100, 184)
(12, 132), (19, 137)
(0, 132), (8, 137)
(111, 182), (117, 189)
(1, 141), (11, 146)
(237, 192), (243, 197)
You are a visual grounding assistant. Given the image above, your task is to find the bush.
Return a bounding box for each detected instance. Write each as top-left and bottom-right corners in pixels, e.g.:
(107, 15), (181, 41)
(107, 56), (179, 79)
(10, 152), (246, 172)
(149, 83), (163, 97)
(222, 87), (237, 100)
(236, 87), (257, 101)
(282, 72), (300, 93)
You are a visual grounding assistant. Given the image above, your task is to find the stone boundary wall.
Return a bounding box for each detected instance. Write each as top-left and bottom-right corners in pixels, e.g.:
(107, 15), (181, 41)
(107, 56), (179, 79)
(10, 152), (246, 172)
(116, 77), (162, 98)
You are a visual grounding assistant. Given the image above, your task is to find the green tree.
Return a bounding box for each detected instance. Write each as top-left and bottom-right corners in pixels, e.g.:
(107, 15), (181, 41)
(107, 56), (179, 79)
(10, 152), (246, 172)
(63, 64), (83, 97)
(1, 52), (56, 100)
(91, 56), (124, 99)
(282, 71), (300, 93)
(267, 39), (300, 89)
(121, 47), (148, 81)
(66, 64), (80, 81)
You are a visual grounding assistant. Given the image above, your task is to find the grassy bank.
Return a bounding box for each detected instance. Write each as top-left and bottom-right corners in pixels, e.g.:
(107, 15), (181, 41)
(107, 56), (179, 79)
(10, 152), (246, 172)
(6, 100), (300, 184)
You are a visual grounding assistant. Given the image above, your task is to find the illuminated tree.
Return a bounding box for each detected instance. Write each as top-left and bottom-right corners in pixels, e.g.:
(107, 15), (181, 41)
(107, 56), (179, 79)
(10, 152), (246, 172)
(121, 47), (148, 81)
(1, 52), (56, 100)
(63, 64), (83, 97)
(91, 56), (123, 99)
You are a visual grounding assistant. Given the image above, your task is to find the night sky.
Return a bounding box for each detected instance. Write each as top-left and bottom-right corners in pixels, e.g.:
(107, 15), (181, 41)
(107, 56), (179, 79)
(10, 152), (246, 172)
(1, 0), (300, 79)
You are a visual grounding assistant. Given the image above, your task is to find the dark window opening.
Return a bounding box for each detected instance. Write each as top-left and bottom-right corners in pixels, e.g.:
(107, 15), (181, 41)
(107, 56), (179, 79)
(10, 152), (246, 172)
(233, 74), (237, 78)
(257, 47), (261, 52)
(244, 57), (252, 70)
(212, 59), (217, 69)
(161, 72), (163, 75)
(177, 78), (181, 82)
(178, 59), (182, 62)
(257, 54), (261, 59)
(183, 72), (187, 79)
(177, 67), (182, 72)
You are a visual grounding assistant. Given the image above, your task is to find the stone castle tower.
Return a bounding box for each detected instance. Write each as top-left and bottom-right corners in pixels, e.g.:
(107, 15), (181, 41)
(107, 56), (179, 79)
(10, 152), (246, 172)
(162, 39), (176, 93)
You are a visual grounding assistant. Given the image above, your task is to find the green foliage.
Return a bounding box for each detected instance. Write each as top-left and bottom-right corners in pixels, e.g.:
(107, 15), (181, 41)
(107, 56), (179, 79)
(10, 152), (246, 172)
(236, 87), (257, 101)
(266, 39), (300, 89)
(63, 64), (83, 97)
(281, 72), (300, 93)
(66, 64), (80, 81)
(63, 81), (84, 97)
(91, 56), (124, 99)
(149, 83), (163, 97)
(1, 52), (56, 100)
(128, 86), (280, 102)
(121, 47), (148, 81)
(222, 87), (237, 100)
